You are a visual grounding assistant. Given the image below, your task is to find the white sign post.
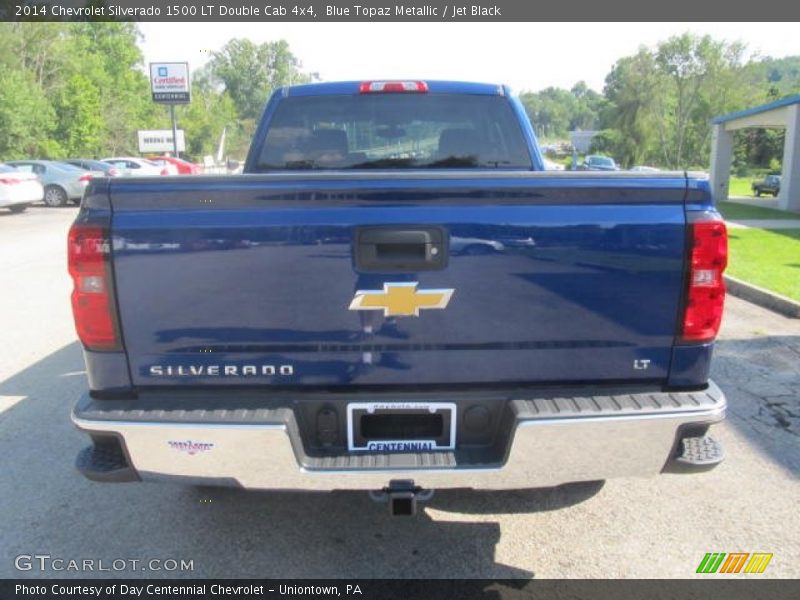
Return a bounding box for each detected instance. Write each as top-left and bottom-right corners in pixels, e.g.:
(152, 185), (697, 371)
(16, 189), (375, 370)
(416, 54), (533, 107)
(149, 62), (190, 157)
(137, 130), (186, 154)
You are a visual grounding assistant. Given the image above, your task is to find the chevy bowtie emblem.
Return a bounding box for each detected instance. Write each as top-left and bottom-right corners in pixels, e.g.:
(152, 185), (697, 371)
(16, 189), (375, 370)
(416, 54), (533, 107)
(349, 282), (454, 317)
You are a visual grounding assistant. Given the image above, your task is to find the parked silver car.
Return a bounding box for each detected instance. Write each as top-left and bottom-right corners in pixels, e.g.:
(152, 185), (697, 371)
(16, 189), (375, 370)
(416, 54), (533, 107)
(5, 160), (101, 207)
(62, 159), (125, 177)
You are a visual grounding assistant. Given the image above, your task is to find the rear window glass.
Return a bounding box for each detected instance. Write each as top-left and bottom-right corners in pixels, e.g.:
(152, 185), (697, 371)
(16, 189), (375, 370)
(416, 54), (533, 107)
(255, 93), (531, 170)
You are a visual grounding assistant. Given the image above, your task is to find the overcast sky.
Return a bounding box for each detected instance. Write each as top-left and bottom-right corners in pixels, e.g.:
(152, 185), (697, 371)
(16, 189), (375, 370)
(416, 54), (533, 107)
(139, 22), (798, 93)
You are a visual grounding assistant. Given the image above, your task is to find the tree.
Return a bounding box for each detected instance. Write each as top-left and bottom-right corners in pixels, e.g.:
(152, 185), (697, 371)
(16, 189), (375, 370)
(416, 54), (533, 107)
(53, 73), (103, 157)
(176, 72), (242, 159)
(68, 23), (161, 155)
(0, 26), (318, 161)
(603, 49), (662, 166)
(519, 83), (606, 141)
(0, 65), (58, 158)
(652, 34), (745, 167)
(0, 23), (159, 159)
(603, 34), (755, 168)
(207, 39), (317, 121)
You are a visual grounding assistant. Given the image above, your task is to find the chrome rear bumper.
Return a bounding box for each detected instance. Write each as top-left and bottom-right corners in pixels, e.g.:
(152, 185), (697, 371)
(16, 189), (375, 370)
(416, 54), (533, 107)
(72, 382), (726, 491)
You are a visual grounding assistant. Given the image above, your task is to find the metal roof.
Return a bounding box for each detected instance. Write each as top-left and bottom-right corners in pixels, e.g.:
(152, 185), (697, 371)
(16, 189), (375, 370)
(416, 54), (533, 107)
(712, 94), (800, 124)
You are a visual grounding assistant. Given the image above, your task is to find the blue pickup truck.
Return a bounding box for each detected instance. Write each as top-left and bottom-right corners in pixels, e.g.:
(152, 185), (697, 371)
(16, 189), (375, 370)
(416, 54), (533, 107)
(68, 81), (728, 515)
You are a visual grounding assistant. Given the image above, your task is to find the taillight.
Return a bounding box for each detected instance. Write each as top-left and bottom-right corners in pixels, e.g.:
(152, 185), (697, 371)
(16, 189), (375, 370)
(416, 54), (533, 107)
(681, 216), (728, 342)
(68, 224), (120, 351)
(79, 174), (93, 183)
(0, 178), (20, 184)
(160, 168), (169, 176)
(109, 168), (120, 177)
(359, 81), (428, 93)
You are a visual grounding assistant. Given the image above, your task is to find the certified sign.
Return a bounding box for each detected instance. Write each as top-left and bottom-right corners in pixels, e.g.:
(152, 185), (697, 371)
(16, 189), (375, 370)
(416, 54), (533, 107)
(150, 62), (191, 104)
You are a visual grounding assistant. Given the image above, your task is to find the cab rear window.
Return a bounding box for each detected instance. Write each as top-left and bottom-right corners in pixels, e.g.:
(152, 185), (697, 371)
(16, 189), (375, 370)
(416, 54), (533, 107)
(254, 93), (532, 170)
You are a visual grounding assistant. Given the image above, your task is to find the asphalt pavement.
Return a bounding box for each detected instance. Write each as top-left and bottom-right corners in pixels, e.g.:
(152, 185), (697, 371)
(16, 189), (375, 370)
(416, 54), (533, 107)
(0, 206), (797, 578)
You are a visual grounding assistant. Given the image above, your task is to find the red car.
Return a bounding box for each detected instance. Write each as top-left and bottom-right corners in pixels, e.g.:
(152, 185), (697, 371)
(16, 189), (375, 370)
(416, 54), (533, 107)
(145, 155), (203, 175)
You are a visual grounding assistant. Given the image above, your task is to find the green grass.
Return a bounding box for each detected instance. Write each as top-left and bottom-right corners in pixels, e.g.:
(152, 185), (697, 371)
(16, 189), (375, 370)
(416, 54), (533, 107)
(727, 228), (800, 301)
(717, 201), (800, 221)
(728, 176), (758, 197)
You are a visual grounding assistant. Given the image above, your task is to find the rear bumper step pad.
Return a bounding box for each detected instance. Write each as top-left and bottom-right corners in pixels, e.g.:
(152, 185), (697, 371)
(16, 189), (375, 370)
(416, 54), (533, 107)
(72, 382), (726, 491)
(76, 443), (139, 483)
(665, 435), (725, 473)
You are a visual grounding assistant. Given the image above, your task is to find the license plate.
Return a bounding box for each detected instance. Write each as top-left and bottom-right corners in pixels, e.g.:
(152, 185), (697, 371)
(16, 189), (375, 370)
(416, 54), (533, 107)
(347, 402), (457, 452)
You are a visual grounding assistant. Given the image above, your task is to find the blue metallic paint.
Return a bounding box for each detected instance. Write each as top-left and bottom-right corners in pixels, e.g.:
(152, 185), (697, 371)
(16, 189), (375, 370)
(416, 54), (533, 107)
(668, 343), (713, 388)
(107, 181), (690, 388)
(73, 83), (721, 393)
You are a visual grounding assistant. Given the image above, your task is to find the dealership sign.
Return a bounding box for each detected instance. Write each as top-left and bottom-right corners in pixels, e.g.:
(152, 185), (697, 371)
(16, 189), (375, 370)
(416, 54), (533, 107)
(149, 62), (191, 103)
(137, 130), (186, 153)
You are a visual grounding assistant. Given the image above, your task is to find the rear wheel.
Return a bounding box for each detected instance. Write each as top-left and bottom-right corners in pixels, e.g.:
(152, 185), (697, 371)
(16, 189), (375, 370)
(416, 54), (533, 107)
(8, 203), (29, 213)
(754, 189), (761, 197)
(44, 186), (67, 207)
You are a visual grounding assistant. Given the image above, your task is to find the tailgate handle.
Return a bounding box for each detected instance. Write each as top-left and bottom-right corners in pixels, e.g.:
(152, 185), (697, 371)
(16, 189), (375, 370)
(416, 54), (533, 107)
(355, 227), (448, 272)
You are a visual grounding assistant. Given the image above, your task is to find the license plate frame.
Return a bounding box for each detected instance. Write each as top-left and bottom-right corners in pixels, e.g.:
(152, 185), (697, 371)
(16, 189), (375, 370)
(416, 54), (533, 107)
(346, 402), (457, 452)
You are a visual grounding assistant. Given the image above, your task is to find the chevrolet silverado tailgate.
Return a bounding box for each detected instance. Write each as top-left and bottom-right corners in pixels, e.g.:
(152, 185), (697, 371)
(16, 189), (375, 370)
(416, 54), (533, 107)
(109, 172), (688, 387)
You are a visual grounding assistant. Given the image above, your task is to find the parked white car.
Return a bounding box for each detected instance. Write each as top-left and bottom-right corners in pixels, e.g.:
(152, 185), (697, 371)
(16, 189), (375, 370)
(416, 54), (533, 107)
(101, 157), (175, 176)
(0, 163), (45, 212)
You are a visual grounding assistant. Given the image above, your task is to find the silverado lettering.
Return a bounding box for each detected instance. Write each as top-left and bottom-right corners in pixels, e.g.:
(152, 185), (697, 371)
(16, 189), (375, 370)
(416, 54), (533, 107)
(109, 6), (161, 17)
(148, 365), (294, 377)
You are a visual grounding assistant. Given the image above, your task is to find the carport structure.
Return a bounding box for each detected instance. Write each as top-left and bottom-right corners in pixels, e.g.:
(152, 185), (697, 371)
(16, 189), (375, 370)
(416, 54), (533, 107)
(710, 95), (800, 212)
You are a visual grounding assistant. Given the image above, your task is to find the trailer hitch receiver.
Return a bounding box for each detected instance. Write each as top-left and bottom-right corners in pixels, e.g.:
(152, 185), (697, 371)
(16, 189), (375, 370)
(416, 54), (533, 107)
(368, 479), (434, 516)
